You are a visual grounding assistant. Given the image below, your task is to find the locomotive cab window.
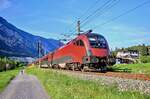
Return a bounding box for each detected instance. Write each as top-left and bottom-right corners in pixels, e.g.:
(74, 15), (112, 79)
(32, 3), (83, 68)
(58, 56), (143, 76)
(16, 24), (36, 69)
(87, 34), (107, 48)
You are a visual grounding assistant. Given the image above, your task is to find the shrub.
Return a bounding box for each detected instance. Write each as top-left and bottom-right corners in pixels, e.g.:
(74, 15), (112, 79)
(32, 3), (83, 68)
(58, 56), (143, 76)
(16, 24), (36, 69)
(140, 56), (150, 63)
(0, 57), (23, 72)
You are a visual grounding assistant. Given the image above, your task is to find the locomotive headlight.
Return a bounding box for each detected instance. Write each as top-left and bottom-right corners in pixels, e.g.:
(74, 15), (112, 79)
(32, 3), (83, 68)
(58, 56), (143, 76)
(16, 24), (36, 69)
(91, 57), (99, 63)
(95, 58), (99, 63)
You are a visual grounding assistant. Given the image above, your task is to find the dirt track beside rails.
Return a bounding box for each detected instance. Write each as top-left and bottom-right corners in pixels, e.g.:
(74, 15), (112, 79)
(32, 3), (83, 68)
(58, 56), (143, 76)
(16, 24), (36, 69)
(50, 69), (150, 95)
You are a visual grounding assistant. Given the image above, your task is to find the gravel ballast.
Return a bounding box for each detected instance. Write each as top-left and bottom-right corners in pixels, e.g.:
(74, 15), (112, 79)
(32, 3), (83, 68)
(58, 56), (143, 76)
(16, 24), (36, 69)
(55, 70), (150, 95)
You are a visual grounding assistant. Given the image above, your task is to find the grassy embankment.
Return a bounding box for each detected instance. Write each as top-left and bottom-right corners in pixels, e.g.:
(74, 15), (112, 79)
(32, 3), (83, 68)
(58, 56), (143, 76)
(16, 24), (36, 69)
(111, 63), (150, 75)
(0, 68), (20, 92)
(26, 66), (150, 99)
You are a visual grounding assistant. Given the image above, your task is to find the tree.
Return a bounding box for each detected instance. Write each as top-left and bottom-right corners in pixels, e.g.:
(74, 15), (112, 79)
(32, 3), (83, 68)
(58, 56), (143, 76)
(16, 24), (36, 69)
(140, 44), (148, 56)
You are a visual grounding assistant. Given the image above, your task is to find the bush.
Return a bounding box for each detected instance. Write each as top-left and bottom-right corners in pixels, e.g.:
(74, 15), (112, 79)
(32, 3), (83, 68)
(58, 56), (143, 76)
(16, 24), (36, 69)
(0, 57), (23, 72)
(0, 61), (5, 72)
(140, 56), (150, 63)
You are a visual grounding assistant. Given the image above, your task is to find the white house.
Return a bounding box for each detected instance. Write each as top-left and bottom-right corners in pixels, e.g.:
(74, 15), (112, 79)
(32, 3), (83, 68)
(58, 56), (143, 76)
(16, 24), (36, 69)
(116, 50), (139, 59)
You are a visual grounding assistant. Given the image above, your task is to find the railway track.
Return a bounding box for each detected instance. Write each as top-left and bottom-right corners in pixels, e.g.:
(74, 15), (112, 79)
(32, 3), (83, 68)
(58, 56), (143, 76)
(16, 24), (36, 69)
(51, 69), (150, 81)
(84, 71), (150, 81)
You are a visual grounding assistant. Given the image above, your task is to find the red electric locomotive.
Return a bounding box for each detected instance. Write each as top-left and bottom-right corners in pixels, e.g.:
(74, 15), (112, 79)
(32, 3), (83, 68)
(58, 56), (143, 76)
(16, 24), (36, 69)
(38, 30), (115, 71)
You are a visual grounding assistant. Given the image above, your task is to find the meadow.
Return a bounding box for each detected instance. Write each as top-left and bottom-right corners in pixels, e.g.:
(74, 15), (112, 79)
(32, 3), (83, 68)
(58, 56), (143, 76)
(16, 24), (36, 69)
(26, 67), (150, 99)
(111, 63), (150, 75)
(0, 68), (20, 92)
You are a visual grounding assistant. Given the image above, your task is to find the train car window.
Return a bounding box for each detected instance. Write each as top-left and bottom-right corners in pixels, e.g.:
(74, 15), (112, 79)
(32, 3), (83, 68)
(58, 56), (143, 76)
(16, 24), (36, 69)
(73, 39), (77, 45)
(76, 40), (80, 46)
(75, 40), (84, 46)
(73, 42), (76, 45)
(73, 40), (78, 45)
(79, 40), (84, 46)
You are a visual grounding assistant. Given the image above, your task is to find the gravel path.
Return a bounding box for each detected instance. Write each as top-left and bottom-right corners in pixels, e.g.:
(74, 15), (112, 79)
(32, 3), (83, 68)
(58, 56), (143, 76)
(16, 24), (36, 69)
(55, 70), (150, 95)
(0, 71), (50, 99)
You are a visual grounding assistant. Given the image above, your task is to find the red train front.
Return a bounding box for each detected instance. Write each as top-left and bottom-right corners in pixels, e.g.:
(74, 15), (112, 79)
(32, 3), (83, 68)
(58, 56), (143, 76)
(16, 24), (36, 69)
(38, 30), (115, 71)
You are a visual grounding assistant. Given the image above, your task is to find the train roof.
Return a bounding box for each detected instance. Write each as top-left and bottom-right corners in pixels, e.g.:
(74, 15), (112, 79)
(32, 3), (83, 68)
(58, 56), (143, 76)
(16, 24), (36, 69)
(33, 31), (106, 63)
(46, 30), (105, 55)
(56, 32), (105, 49)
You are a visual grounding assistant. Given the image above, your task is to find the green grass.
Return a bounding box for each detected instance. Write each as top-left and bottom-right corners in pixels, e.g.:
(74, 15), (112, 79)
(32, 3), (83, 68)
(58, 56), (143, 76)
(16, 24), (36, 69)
(112, 63), (150, 75)
(0, 68), (20, 92)
(26, 67), (150, 99)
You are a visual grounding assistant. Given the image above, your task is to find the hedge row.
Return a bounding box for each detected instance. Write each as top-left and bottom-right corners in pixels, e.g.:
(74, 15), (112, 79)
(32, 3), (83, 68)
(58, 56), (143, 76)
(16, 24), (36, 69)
(0, 58), (23, 72)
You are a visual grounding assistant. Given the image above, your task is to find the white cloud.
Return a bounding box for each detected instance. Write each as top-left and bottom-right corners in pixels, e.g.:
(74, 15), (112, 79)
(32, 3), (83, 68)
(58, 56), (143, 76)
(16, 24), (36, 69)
(0, 0), (11, 11)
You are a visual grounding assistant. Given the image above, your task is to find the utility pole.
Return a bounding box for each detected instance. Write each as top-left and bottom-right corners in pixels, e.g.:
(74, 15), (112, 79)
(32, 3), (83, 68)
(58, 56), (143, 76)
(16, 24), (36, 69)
(37, 41), (41, 68)
(77, 20), (81, 35)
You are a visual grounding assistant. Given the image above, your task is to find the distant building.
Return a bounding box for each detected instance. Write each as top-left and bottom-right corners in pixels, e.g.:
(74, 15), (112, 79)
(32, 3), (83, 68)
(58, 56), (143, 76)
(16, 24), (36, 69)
(8, 57), (35, 64)
(116, 50), (139, 64)
(148, 47), (150, 55)
(116, 50), (139, 59)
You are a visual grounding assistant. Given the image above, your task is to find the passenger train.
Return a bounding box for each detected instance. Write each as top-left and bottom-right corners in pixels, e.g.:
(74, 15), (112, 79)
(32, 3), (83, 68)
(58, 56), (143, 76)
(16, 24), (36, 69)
(31, 30), (115, 72)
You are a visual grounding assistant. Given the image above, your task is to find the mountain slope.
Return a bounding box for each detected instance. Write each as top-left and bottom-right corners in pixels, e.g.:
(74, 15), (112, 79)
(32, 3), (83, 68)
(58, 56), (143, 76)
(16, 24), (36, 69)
(0, 16), (61, 57)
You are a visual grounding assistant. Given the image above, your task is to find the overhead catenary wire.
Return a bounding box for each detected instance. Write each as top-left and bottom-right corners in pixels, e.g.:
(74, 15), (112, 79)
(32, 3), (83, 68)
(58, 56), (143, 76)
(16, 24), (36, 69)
(92, 0), (150, 29)
(66, 0), (102, 33)
(64, 0), (150, 40)
(80, 0), (121, 29)
(61, 0), (105, 41)
(69, 0), (120, 34)
(69, 0), (113, 33)
(78, 0), (102, 20)
(80, 0), (115, 26)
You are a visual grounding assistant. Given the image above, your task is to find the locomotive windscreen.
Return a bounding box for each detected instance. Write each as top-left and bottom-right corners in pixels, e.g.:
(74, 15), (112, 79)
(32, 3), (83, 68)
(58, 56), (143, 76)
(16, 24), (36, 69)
(87, 34), (107, 48)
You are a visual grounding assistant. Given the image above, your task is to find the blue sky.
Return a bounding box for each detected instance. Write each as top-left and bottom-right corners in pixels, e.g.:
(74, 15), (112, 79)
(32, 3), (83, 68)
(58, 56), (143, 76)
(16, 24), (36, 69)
(0, 0), (150, 50)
